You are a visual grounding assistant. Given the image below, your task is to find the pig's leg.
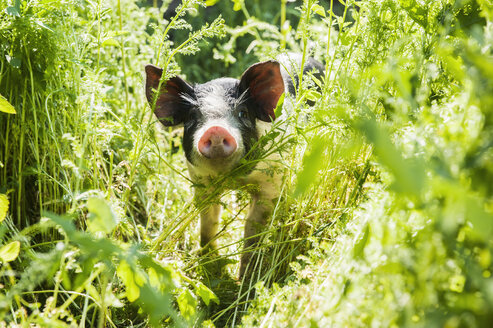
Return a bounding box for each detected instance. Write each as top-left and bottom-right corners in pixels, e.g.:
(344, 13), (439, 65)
(239, 194), (274, 279)
(192, 176), (222, 252)
(200, 203), (221, 250)
(197, 197), (225, 277)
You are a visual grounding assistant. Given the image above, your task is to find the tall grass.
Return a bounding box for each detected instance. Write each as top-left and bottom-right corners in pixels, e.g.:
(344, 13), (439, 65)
(0, 0), (223, 326)
(241, 0), (493, 327)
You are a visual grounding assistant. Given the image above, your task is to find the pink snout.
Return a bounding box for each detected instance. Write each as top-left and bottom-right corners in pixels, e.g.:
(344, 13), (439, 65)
(198, 126), (238, 158)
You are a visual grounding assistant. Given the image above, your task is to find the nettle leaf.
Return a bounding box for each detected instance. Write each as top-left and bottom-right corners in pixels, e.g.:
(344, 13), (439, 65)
(0, 194), (9, 222)
(195, 281), (219, 306)
(177, 289), (197, 321)
(0, 241), (20, 263)
(0, 95), (16, 114)
(86, 197), (117, 235)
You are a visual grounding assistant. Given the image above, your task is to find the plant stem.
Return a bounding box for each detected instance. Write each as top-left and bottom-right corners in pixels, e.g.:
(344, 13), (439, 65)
(280, 0), (287, 49)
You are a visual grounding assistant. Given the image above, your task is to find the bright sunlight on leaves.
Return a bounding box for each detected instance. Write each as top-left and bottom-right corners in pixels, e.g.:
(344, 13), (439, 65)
(86, 197), (117, 235)
(0, 194), (8, 222)
(0, 241), (20, 263)
(0, 95), (16, 114)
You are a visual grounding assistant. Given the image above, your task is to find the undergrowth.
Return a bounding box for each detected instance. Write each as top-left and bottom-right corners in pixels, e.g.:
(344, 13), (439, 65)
(0, 0), (492, 327)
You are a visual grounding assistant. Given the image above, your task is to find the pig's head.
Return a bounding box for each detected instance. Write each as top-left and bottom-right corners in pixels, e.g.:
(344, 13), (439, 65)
(145, 61), (285, 176)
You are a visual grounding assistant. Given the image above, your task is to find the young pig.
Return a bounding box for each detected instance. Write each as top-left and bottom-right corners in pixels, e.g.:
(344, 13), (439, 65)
(145, 56), (323, 278)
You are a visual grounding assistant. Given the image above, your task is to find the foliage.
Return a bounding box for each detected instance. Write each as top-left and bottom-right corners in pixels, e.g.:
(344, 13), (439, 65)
(0, 0), (492, 327)
(241, 0), (493, 327)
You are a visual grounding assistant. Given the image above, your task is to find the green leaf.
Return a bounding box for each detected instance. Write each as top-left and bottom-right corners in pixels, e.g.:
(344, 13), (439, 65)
(117, 260), (140, 302)
(435, 45), (465, 82)
(306, 89), (321, 102)
(101, 38), (120, 47)
(43, 212), (77, 235)
(449, 274), (466, 293)
(137, 284), (175, 327)
(274, 92), (285, 119)
(86, 198), (117, 235)
(177, 289), (197, 321)
(478, 0), (493, 21)
(312, 4), (326, 17)
(0, 95), (16, 114)
(311, 73), (323, 90)
(455, 0), (486, 32)
(205, 0), (220, 6)
(0, 194), (9, 222)
(294, 135), (328, 197)
(356, 110), (425, 196)
(195, 281), (219, 306)
(232, 0), (242, 11)
(399, 0), (429, 31)
(148, 267), (160, 289)
(85, 284), (102, 304)
(0, 241), (20, 263)
(35, 20), (53, 32)
(6, 0), (20, 17)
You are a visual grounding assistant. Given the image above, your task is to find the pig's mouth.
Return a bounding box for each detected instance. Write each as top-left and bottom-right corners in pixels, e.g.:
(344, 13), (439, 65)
(196, 145), (244, 165)
(187, 149), (245, 178)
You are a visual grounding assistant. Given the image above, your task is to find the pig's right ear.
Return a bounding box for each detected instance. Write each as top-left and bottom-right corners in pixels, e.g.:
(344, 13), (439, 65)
(145, 64), (194, 126)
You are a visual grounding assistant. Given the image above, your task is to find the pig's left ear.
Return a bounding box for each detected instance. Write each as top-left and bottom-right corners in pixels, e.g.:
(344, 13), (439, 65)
(238, 60), (285, 122)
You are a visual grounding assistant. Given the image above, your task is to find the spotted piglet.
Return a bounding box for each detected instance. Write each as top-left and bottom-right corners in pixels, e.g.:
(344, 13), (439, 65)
(145, 56), (323, 278)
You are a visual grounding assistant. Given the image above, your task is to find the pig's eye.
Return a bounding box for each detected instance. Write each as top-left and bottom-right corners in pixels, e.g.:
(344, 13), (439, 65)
(238, 109), (249, 119)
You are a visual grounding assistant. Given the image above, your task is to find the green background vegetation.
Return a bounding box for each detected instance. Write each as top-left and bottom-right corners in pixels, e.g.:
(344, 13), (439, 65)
(1, 0), (493, 326)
